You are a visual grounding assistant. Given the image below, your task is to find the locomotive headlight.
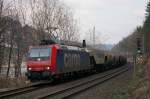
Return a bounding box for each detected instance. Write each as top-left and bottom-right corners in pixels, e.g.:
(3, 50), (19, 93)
(46, 67), (50, 70)
(28, 68), (32, 70)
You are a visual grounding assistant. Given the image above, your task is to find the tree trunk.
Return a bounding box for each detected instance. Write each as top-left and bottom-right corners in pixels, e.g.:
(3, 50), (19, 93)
(0, 45), (4, 73)
(6, 40), (13, 77)
(15, 43), (23, 77)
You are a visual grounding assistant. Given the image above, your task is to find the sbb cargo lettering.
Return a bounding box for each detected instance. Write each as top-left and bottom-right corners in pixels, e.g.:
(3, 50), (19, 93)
(64, 53), (80, 67)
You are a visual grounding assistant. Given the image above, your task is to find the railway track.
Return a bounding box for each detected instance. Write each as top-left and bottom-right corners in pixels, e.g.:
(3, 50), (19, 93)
(37, 66), (129, 99)
(0, 65), (129, 99)
(0, 81), (51, 99)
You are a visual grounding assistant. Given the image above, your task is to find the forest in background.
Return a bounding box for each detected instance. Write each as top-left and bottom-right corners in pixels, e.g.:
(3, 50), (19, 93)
(0, 0), (79, 77)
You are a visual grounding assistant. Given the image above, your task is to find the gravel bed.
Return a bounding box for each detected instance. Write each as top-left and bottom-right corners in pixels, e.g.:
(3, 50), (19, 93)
(70, 64), (133, 99)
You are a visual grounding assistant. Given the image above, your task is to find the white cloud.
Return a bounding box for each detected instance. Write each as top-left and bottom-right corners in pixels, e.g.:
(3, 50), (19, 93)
(63, 0), (147, 44)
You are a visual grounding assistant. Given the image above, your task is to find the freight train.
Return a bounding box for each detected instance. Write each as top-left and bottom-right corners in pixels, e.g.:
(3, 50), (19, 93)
(26, 40), (127, 81)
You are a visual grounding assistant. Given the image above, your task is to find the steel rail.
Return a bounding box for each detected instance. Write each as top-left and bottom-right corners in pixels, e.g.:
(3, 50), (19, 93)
(37, 66), (128, 99)
(0, 81), (51, 98)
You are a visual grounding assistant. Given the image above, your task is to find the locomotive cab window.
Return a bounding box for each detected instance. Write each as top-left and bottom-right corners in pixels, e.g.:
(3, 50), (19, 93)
(28, 47), (51, 60)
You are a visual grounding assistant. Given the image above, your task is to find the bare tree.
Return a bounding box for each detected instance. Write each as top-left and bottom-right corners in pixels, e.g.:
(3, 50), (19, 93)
(0, 0), (80, 77)
(0, 0), (13, 74)
(7, 2), (26, 77)
(58, 7), (79, 41)
(29, 0), (79, 41)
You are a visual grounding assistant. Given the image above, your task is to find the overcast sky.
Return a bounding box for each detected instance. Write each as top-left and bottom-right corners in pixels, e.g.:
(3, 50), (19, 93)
(63, 0), (148, 44)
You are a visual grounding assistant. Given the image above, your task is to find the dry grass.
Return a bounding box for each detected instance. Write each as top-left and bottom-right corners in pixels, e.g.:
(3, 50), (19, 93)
(143, 59), (150, 80)
(133, 85), (150, 99)
(112, 57), (150, 99)
(0, 76), (28, 89)
(132, 58), (150, 99)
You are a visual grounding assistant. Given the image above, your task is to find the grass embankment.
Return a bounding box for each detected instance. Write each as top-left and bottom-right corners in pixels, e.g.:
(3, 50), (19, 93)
(112, 58), (150, 99)
(0, 76), (28, 89)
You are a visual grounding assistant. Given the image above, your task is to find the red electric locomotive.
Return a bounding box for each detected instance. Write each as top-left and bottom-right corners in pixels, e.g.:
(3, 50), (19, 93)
(26, 40), (92, 80)
(26, 39), (127, 81)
